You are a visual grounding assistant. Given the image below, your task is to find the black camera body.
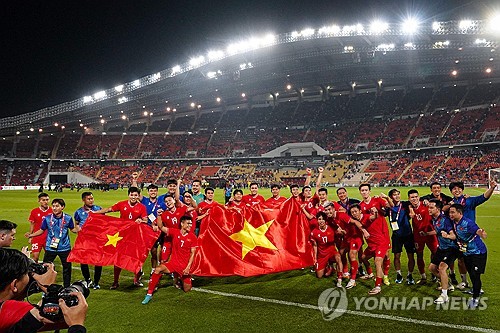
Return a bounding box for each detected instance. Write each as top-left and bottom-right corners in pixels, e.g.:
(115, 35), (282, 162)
(39, 281), (90, 321)
(28, 261), (48, 275)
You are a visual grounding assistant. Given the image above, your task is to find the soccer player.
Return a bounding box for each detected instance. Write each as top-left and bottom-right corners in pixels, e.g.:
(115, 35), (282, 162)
(446, 204), (488, 309)
(159, 194), (190, 263)
(426, 199), (458, 304)
(25, 198), (80, 287)
(132, 178), (165, 273)
(323, 203), (346, 287)
(182, 190), (198, 226)
(242, 182), (265, 206)
(265, 184), (287, 208)
(73, 192), (103, 289)
(0, 220), (17, 248)
(191, 180), (206, 204)
(339, 206), (367, 289)
(408, 189), (438, 285)
(310, 212), (340, 280)
(358, 183), (391, 293)
(289, 184), (301, 199)
(93, 187), (148, 289)
(384, 189), (416, 285)
(28, 193), (52, 262)
(196, 187), (220, 235)
(142, 215), (198, 304)
(226, 189), (245, 211)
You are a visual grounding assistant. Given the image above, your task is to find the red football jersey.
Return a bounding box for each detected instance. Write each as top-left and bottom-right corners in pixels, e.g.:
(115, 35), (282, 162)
(197, 200), (220, 215)
(161, 205), (188, 229)
(360, 213), (390, 247)
(336, 211), (362, 240)
(411, 202), (433, 233)
(29, 206), (52, 231)
(168, 228), (198, 268)
(359, 197), (387, 216)
(111, 200), (147, 221)
(264, 196), (287, 208)
(226, 200), (246, 209)
(242, 194), (266, 206)
(310, 226), (337, 258)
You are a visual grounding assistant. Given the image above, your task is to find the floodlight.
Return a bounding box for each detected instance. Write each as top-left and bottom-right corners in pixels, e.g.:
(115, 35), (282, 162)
(207, 72), (217, 79)
(190, 102), (196, 107)
(152, 72), (161, 80)
(459, 20), (473, 30)
(115, 85), (124, 92)
(432, 21), (440, 31)
(301, 28), (315, 37)
(486, 68), (492, 74)
(189, 56), (204, 67)
(241, 93), (246, 98)
(291, 31), (300, 38)
(132, 79), (140, 87)
(54, 122), (59, 127)
(451, 70), (458, 76)
(488, 14), (500, 33)
(172, 65), (181, 74)
(216, 97), (221, 102)
(208, 50), (224, 60)
(402, 18), (419, 34)
(83, 96), (93, 103)
(100, 119), (105, 124)
(370, 20), (388, 34)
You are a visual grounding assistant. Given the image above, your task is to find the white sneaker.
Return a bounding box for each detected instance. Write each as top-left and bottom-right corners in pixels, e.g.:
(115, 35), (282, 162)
(343, 272), (350, 279)
(448, 284), (455, 292)
(368, 286), (381, 295)
(360, 273), (374, 280)
(336, 279), (343, 288)
(434, 294), (449, 304)
(346, 279), (356, 289)
(457, 282), (468, 290)
(468, 298), (479, 309)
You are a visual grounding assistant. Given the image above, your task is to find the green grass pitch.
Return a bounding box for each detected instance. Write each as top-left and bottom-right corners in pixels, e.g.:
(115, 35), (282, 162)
(1, 187), (499, 333)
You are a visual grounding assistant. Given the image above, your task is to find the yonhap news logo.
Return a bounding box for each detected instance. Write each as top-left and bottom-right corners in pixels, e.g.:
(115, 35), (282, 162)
(317, 289), (488, 320)
(318, 288), (348, 320)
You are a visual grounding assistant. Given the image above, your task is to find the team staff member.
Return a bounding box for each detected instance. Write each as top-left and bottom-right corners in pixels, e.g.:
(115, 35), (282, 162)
(142, 215), (198, 304)
(74, 192), (102, 290)
(446, 204), (488, 310)
(25, 199), (80, 287)
(28, 193), (52, 262)
(93, 187), (148, 289)
(383, 189), (416, 285)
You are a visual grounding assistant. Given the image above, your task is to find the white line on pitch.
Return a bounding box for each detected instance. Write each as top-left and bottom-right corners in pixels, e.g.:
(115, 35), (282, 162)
(193, 287), (500, 333)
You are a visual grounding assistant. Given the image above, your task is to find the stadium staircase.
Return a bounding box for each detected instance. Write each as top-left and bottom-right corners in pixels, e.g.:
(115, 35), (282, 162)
(154, 166), (167, 184)
(439, 113), (456, 144)
(429, 155), (450, 181)
(396, 163), (413, 183)
(51, 135), (63, 159)
(95, 167), (104, 179)
(112, 135), (124, 159)
(32, 137), (40, 158)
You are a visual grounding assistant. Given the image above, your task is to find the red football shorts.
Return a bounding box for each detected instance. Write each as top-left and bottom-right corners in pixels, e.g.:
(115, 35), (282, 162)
(414, 233), (438, 254)
(165, 262), (192, 285)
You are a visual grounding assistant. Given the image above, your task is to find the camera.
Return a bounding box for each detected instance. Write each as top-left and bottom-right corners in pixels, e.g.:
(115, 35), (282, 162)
(28, 261), (48, 275)
(39, 281), (90, 321)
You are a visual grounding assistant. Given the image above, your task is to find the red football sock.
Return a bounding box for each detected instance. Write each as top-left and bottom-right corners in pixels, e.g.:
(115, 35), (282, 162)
(350, 260), (359, 280)
(147, 272), (162, 295)
(366, 266), (373, 275)
(113, 266), (122, 284)
(383, 258), (391, 275)
(342, 255), (348, 273)
(375, 277), (382, 287)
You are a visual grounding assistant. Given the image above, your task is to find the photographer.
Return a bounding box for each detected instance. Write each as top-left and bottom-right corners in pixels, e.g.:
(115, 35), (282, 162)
(0, 248), (88, 333)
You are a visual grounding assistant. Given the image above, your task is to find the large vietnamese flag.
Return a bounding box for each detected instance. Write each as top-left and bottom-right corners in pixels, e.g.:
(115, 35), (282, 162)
(68, 214), (159, 273)
(191, 198), (314, 277)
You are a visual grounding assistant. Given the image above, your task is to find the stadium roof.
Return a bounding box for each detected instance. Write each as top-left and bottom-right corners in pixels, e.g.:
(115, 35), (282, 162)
(0, 18), (499, 136)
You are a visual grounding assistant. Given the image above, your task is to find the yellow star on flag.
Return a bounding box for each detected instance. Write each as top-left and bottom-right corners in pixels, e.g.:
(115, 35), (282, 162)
(229, 219), (277, 259)
(105, 232), (123, 247)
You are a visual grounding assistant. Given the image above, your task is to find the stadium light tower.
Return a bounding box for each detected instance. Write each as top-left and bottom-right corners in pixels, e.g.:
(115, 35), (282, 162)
(488, 13), (500, 33)
(402, 18), (419, 34)
(370, 20), (389, 34)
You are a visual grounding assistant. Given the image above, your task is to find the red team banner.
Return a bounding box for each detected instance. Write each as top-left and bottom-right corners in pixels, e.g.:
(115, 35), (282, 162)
(68, 214), (160, 273)
(191, 198), (315, 277)
(69, 200), (314, 277)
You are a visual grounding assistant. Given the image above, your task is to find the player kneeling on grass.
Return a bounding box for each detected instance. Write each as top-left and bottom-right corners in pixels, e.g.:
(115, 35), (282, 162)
(142, 215), (198, 304)
(310, 212), (342, 285)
